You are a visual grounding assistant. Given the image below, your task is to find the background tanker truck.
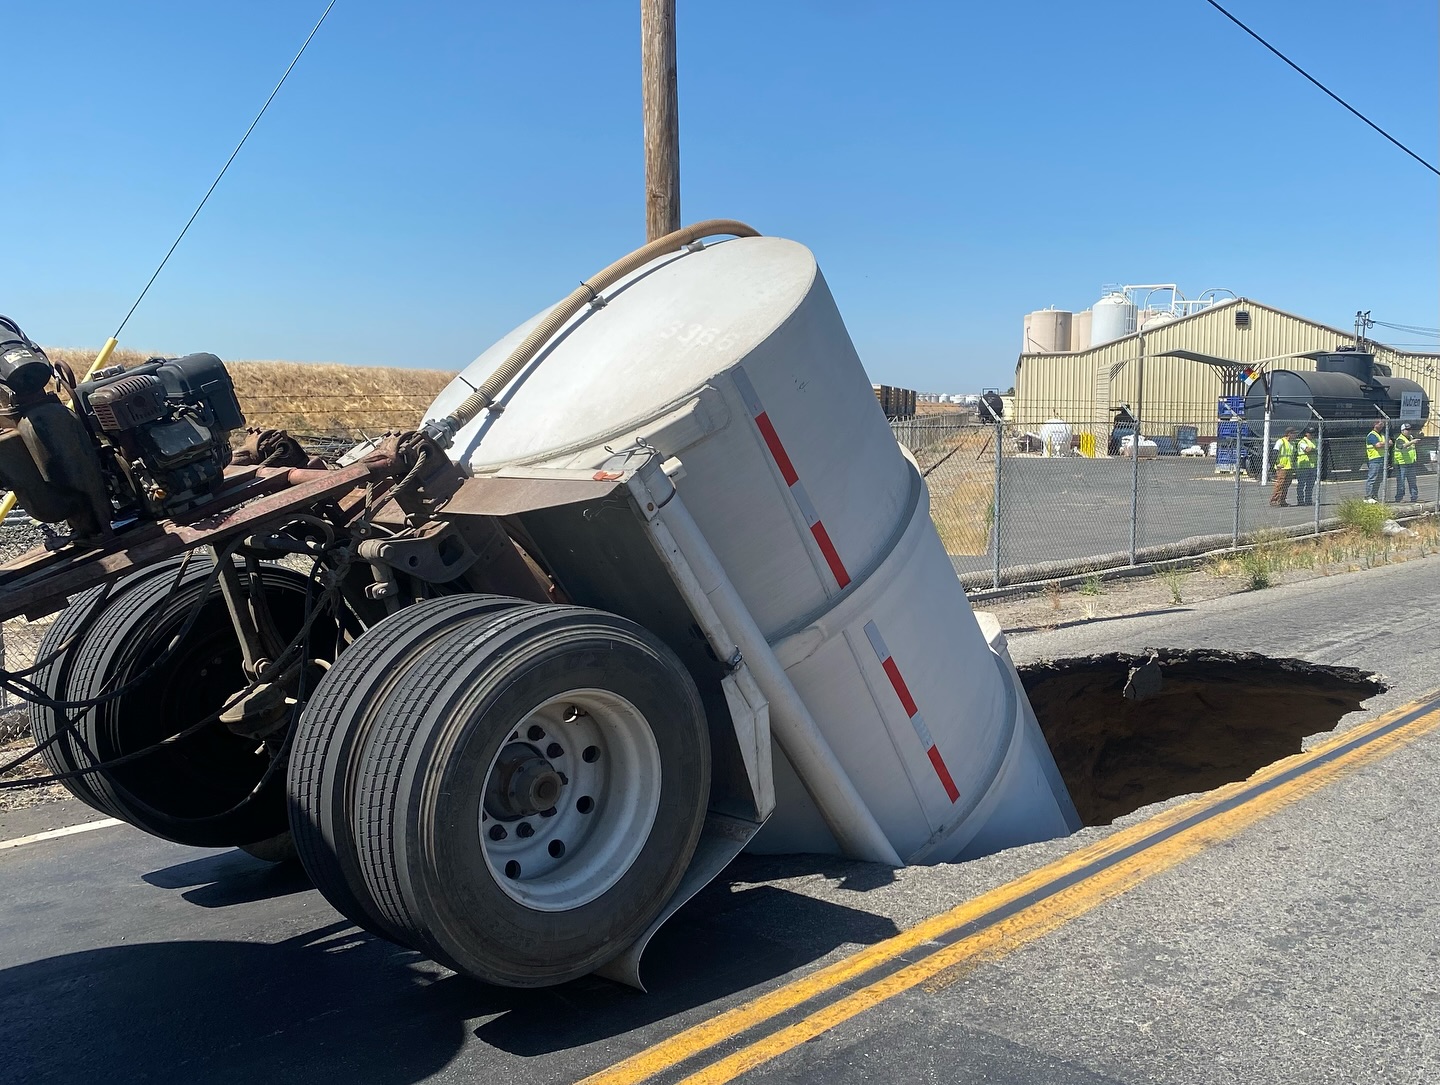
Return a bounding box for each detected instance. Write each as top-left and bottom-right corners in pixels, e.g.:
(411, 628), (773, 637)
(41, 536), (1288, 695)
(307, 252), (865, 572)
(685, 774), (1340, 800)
(0, 222), (1078, 989)
(1245, 348), (1431, 477)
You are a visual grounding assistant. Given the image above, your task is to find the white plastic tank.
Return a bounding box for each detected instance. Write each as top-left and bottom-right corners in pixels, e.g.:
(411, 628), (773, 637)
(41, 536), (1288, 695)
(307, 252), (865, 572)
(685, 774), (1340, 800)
(1140, 309), (1178, 331)
(1091, 292), (1136, 345)
(1039, 418), (1073, 456)
(427, 235), (1078, 864)
(1023, 309), (1072, 353)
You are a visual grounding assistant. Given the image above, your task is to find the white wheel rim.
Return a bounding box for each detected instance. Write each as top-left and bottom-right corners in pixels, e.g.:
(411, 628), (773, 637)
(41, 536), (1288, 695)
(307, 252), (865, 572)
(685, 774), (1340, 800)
(479, 688), (662, 911)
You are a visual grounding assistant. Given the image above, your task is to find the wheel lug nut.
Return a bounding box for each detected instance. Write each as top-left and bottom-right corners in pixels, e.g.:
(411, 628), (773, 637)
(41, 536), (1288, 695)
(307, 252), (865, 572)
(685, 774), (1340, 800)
(516, 822), (534, 838)
(546, 742), (564, 759)
(488, 824), (507, 841)
(527, 725), (545, 741)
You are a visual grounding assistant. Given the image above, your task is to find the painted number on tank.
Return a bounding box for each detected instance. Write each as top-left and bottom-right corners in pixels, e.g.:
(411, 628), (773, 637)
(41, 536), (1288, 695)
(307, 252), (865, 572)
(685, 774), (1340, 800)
(658, 322), (735, 352)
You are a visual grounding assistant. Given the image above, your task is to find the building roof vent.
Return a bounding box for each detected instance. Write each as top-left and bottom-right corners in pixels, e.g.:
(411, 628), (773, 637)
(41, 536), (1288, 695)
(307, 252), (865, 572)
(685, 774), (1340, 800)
(1234, 309), (1251, 329)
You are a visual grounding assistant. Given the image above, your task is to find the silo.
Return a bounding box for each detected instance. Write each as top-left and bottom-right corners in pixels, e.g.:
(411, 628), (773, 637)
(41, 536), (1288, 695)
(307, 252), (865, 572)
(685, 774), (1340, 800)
(1091, 292), (1136, 345)
(1023, 309), (1073, 353)
(1070, 309), (1092, 351)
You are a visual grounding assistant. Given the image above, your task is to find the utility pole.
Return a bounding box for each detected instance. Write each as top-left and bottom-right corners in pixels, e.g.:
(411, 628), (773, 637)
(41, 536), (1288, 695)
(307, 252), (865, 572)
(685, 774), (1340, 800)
(641, 0), (680, 241)
(1354, 310), (1373, 350)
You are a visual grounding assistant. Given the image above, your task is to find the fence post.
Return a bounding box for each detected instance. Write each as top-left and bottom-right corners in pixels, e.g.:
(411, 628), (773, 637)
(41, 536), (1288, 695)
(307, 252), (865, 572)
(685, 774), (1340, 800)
(1314, 417), (1323, 534)
(991, 417), (1003, 589)
(1129, 338), (1144, 565)
(1382, 418), (1391, 501)
(1232, 416), (1242, 547)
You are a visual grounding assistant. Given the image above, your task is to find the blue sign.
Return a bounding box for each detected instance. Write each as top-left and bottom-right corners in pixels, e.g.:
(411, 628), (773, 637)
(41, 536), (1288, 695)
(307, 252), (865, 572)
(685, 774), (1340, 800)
(1218, 395), (1245, 419)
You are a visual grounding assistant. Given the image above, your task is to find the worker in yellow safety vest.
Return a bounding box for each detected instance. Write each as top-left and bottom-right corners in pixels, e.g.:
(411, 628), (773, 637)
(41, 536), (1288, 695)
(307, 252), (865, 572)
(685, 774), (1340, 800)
(1269, 427), (1296, 507)
(1364, 420), (1389, 502)
(1294, 427), (1318, 506)
(1393, 423), (1419, 503)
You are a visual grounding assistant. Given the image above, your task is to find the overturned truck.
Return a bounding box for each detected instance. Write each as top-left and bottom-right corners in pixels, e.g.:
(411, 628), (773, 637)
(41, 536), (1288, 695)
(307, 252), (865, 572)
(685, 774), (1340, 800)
(0, 223), (1078, 988)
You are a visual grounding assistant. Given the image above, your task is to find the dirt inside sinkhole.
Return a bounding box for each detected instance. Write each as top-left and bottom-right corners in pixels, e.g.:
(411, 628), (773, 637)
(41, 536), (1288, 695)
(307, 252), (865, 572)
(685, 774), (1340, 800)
(1019, 649), (1385, 826)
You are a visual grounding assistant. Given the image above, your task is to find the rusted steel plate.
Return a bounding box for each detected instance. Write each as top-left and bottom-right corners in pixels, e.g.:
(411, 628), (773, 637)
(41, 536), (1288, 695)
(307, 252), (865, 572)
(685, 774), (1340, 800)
(439, 475), (625, 518)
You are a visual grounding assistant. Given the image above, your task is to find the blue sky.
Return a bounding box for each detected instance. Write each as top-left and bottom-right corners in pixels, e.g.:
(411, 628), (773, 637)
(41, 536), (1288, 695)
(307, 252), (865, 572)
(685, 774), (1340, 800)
(6, 1), (1436, 391)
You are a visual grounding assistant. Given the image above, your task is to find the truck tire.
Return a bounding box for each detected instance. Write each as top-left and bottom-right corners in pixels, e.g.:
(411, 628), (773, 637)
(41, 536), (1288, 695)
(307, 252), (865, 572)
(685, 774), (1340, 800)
(352, 604), (710, 987)
(29, 560), (190, 815)
(287, 593), (526, 939)
(56, 558), (342, 848)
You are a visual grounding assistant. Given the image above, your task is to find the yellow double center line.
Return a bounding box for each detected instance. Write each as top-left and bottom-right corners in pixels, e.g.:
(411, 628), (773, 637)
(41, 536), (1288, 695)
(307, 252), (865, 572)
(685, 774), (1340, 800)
(582, 693), (1440, 1085)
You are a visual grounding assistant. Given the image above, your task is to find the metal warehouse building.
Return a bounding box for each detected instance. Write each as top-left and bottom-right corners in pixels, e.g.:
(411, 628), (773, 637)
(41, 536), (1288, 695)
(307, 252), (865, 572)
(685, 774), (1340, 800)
(1013, 299), (1439, 438)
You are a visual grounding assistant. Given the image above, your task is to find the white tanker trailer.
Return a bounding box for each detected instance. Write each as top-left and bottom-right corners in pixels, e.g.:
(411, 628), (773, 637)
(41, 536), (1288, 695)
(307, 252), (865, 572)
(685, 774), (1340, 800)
(0, 221), (1077, 989)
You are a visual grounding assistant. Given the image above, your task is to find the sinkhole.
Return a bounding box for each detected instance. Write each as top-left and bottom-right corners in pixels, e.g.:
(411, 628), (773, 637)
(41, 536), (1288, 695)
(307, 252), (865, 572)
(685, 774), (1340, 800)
(1019, 649), (1386, 826)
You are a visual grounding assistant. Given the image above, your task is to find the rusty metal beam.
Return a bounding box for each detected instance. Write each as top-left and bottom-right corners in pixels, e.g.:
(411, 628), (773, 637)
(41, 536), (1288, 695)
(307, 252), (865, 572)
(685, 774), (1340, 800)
(0, 457), (392, 622)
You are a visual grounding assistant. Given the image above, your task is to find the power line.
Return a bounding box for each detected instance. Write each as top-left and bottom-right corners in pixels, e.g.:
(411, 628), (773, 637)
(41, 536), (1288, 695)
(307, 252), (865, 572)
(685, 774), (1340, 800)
(113, 1), (340, 338)
(1372, 320), (1440, 336)
(1200, 0), (1439, 177)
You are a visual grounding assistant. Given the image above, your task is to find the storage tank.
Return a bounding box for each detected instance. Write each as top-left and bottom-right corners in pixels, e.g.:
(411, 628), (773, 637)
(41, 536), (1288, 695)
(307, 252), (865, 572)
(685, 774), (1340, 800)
(1091, 292), (1136, 345)
(1023, 309), (1073, 353)
(1039, 418), (1073, 456)
(1139, 309), (1178, 331)
(1070, 309), (1092, 351)
(428, 235), (1078, 863)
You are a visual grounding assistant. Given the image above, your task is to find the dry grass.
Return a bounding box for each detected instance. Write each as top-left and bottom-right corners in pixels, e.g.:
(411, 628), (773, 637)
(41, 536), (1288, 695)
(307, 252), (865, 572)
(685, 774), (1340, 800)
(44, 346), (456, 438)
(919, 427), (996, 555)
(915, 402), (970, 417)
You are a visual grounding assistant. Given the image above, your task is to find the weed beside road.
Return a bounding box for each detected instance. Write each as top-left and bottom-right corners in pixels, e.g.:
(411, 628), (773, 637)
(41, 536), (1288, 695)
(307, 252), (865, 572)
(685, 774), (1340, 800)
(989, 515), (1439, 634)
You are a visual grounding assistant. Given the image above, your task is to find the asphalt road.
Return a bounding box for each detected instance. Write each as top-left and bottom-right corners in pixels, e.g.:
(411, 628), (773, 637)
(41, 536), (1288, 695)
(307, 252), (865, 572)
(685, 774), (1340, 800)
(946, 455), (1438, 576)
(1, 556), (1437, 1084)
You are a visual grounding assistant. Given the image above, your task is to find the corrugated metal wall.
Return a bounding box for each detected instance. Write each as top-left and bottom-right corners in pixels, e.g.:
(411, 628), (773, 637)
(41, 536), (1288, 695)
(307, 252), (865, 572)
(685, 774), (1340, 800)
(1015, 300), (1439, 435)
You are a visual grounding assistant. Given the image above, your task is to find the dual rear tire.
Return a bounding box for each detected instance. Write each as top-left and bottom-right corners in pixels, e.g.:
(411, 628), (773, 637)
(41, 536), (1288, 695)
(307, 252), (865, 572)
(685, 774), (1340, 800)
(289, 598), (711, 987)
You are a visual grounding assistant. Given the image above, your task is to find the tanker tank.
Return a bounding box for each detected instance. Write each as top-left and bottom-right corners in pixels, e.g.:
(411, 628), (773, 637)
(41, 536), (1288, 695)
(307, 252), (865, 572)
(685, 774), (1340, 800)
(427, 234), (1080, 864)
(1245, 350), (1430, 473)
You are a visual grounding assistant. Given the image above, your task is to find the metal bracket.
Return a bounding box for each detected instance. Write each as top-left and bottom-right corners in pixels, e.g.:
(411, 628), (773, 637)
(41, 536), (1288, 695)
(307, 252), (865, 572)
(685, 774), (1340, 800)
(355, 521), (478, 584)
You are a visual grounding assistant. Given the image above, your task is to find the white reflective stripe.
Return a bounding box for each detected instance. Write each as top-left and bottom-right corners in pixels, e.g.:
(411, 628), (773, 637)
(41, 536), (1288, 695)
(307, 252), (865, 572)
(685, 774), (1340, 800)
(732, 366), (763, 418)
(910, 711), (935, 749)
(862, 620), (888, 661)
(789, 480), (821, 528)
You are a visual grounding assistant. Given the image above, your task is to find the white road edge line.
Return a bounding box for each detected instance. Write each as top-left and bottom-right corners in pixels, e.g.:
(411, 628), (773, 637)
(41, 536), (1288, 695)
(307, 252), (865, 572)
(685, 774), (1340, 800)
(0, 818), (123, 851)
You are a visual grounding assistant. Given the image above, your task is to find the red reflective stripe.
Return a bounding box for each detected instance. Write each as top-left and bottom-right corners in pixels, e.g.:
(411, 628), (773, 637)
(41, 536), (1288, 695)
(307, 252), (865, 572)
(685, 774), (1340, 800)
(744, 379), (851, 591)
(754, 412), (799, 486)
(809, 521), (852, 590)
(880, 657), (918, 717)
(926, 746), (961, 803)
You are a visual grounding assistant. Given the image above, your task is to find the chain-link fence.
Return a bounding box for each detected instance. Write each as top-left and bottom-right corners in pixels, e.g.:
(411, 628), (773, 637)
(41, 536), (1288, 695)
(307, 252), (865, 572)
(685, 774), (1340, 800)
(901, 400), (1438, 591)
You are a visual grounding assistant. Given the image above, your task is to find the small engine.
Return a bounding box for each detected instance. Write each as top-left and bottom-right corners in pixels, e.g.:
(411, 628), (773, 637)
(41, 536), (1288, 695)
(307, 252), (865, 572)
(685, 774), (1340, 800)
(75, 354), (245, 514)
(0, 317), (245, 538)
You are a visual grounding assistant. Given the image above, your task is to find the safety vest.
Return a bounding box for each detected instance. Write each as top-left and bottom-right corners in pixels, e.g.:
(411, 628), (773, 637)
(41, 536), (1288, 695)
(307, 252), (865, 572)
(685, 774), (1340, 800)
(1366, 431), (1386, 460)
(1394, 433), (1416, 465)
(1274, 438), (1294, 470)
(1295, 437), (1316, 469)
